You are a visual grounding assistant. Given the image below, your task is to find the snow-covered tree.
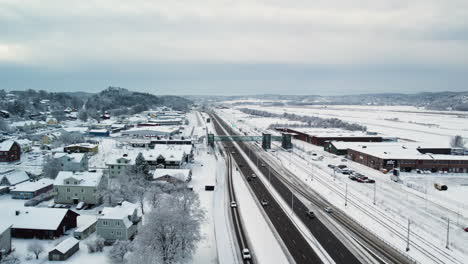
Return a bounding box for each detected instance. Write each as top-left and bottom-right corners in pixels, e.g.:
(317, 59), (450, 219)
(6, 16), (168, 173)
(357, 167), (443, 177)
(108, 240), (132, 263)
(42, 156), (62, 179)
(0, 119), (11, 132)
(86, 236), (105, 253)
(128, 188), (204, 264)
(450, 135), (466, 149)
(134, 152), (150, 180)
(78, 110), (88, 122)
(27, 241), (44, 259)
(0, 253), (20, 264)
(59, 131), (85, 145)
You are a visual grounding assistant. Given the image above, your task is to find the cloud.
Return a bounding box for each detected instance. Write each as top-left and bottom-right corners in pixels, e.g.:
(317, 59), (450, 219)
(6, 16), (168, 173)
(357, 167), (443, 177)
(0, 0), (467, 93)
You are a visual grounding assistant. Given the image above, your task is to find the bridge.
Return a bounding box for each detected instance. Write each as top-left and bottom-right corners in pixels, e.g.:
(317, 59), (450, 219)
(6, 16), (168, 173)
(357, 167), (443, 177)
(207, 133), (293, 149)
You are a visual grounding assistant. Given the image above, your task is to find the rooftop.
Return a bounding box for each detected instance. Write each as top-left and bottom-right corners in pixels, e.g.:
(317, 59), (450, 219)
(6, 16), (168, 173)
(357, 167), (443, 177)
(153, 169), (191, 181)
(51, 237), (79, 253)
(2, 208), (75, 230)
(10, 178), (54, 192)
(54, 171), (103, 187)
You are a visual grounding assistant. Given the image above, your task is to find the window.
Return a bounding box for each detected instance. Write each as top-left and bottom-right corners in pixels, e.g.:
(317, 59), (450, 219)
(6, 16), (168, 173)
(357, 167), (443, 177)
(67, 188), (70, 192)
(111, 165), (114, 169)
(117, 221), (120, 226)
(102, 220), (108, 226)
(74, 193), (78, 196)
(81, 188), (84, 193)
(66, 181), (69, 184)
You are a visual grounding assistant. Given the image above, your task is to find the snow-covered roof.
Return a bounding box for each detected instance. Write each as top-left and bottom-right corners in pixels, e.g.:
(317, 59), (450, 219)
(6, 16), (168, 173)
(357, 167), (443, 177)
(54, 171), (103, 187)
(3, 208), (74, 230)
(0, 140), (15, 151)
(153, 169), (190, 181)
(153, 144), (193, 154)
(53, 152), (86, 162)
(75, 215), (97, 233)
(10, 178), (54, 192)
(123, 126), (179, 135)
(348, 143), (468, 161)
(0, 224), (12, 235)
(100, 201), (138, 228)
(65, 143), (97, 149)
(51, 237), (79, 253)
(15, 139), (32, 145)
(89, 129), (109, 133)
(0, 170), (29, 186)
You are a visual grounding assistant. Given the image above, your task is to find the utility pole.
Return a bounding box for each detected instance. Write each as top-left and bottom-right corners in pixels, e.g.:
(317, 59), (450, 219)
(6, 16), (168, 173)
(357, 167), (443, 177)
(268, 167), (271, 187)
(291, 192), (294, 213)
(373, 183), (377, 205)
(345, 184), (348, 207)
(446, 218), (450, 249)
(406, 219), (411, 252)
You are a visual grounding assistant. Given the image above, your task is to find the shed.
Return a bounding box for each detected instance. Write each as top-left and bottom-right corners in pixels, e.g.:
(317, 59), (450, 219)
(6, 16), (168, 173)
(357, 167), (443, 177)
(73, 215), (97, 240)
(10, 178), (54, 199)
(48, 237), (79, 261)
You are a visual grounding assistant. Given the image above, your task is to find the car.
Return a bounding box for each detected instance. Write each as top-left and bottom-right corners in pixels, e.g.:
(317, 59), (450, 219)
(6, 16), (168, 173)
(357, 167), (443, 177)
(328, 164), (336, 169)
(464, 227), (468, 232)
(261, 163), (266, 167)
(231, 151), (236, 154)
(306, 210), (315, 218)
(231, 201), (237, 208)
(76, 201), (85, 210)
(348, 175), (358, 181)
(261, 199), (269, 206)
(251, 173), (257, 178)
(356, 175), (368, 180)
(337, 164), (347, 169)
(341, 159), (347, 162)
(365, 179), (375, 183)
(356, 178), (365, 183)
(312, 153), (317, 156)
(324, 207), (333, 213)
(247, 176), (252, 181)
(341, 170), (351, 175)
(242, 248), (252, 260)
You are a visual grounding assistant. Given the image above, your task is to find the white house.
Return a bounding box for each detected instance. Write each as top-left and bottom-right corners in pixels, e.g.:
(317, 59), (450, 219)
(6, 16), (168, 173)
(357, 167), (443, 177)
(106, 154), (135, 178)
(153, 169), (191, 183)
(0, 169), (29, 186)
(53, 171), (104, 205)
(53, 153), (89, 172)
(96, 201), (140, 242)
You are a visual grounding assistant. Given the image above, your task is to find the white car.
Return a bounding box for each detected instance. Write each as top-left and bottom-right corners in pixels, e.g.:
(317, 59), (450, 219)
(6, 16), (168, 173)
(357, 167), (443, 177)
(242, 248), (252, 260)
(231, 201), (237, 208)
(251, 173), (257, 178)
(324, 207), (333, 213)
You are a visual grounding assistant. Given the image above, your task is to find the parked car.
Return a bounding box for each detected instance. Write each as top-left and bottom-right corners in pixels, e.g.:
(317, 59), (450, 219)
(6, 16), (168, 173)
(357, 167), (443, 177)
(341, 170), (351, 175)
(247, 176), (252, 181)
(337, 164), (347, 169)
(76, 201), (85, 210)
(364, 179), (375, 183)
(357, 175), (368, 180)
(261, 163), (266, 167)
(324, 207), (333, 213)
(306, 210), (315, 218)
(242, 249), (252, 260)
(464, 227), (468, 232)
(231, 201), (237, 208)
(348, 175), (358, 181)
(261, 199), (269, 206)
(341, 159), (347, 162)
(356, 178), (366, 183)
(251, 173), (257, 178)
(328, 164), (336, 169)
(231, 151), (236, 154)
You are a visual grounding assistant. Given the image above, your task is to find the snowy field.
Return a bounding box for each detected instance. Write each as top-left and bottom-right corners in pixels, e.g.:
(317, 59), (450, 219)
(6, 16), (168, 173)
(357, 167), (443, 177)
(215, 107), (468, 264)
(230, 104), (468, 144)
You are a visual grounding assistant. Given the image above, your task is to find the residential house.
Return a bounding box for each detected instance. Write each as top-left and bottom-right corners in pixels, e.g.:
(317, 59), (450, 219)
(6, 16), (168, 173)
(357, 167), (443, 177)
(64, 143), (98, 154)
(106, 154), (134, 178)
(0, 140), (20, 162)
(96, 201), (140, 242)
(122, 126), (180, 137)
(53, 171), (104, 205)
(53, 153), (89, 172)
(46, 117), (58, 126)
(6, 208), (78, 239)
(153, 169), (191, 183)
(10, 178), (54, 199)
(48, 237), (80, 261)
(0, 224), (12, 260)
(0, 170), (29, 186)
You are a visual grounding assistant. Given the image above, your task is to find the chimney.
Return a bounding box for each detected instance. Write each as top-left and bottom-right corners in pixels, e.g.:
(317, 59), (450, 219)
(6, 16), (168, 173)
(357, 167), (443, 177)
(15, 210), (20, 216)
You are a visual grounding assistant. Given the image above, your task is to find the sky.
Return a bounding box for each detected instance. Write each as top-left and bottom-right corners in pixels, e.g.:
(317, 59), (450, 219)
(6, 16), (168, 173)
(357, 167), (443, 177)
(1, 0), (468, 95)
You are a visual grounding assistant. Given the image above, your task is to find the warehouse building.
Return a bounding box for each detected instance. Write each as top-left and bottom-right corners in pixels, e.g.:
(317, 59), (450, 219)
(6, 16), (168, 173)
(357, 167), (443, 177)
(275, 128), (383, 146)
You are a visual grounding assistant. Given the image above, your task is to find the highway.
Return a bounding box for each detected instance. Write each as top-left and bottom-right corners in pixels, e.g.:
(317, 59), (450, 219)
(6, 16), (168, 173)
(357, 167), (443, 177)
(211, 112), (330, 264)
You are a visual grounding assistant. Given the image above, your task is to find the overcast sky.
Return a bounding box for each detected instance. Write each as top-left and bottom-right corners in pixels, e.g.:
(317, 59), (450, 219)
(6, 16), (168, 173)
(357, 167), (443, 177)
(1, 0), (468, 95)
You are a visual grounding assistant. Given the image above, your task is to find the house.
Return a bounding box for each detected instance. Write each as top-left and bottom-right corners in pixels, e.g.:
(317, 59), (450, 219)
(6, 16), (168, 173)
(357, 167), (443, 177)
(96, 201), (140, 242)
(64, 143), (98, 154)
(15, 139), (32, 153)
(106, 154), (135, 178)
(153, 169), (191, 183)
(53, 153), (89, 172)
(73, 215), (97, 240)
(0, 170), (29, 186)
(7, 208), (78, 239)
(48, 237), (80, 261)
(54, 171), (104, 205)
(46, 117), (58, 126)
(10, 178), (54, 199)
(0, 110), (10, 119)
(0, 140), (21, 162)
(0, 224), (12, 260)
(153, 144), (194, 163)
(122, 126), (180, 138)
(88, 129), (110, 137)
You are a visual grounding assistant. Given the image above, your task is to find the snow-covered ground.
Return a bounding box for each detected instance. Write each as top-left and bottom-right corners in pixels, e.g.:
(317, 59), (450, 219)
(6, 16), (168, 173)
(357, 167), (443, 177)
(215, 107), (468, 264)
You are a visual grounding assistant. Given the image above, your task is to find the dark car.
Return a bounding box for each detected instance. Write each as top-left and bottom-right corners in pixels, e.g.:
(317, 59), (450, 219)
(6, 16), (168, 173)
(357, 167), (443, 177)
(356, 178), (366, 183)
(306, 210), (315, 218)
(341, 170), (351, 175)
(247, 176), (252, 181)
(337, 164), (347, 169)
(261, 199), (269, 206)
(464, 227), (468, 232)
(348, 175), (358, 181)
(328, 164), (336, 169)
(365, 179), (375, 183)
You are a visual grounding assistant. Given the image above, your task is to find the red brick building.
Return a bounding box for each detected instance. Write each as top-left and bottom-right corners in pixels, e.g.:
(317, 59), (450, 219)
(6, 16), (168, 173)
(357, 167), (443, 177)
(275, 128), (382, 146)
(0, 140), (21, 162)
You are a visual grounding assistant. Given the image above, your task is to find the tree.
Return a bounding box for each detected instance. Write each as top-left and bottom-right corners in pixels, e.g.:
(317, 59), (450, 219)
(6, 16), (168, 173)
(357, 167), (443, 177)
(59, 131), (85, 145)
(86, 236), (105, 253)
(0, 253), (20, 264)
(0, 119), (11, 132)
(78, 110), (88, 122)
(128, 188), (204, 264)
(42, 156), (62, 179)
(27, 241), (44, 259)
(134, 153), (150, 179)
(108, 240), (132, 263)
(450, 135), (466, 149)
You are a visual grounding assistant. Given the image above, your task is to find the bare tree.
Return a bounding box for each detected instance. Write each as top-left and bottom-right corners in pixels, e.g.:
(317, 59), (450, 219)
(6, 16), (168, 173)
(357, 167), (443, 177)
(450, 135), (466, 148)
(108, 240), (132, 263)
(27, 241), (44, 259)
(0, 253), (20, 264)
(128, 188), (204, 264)
(42, 156), (62, 179)
(86, 236), (105, 253)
